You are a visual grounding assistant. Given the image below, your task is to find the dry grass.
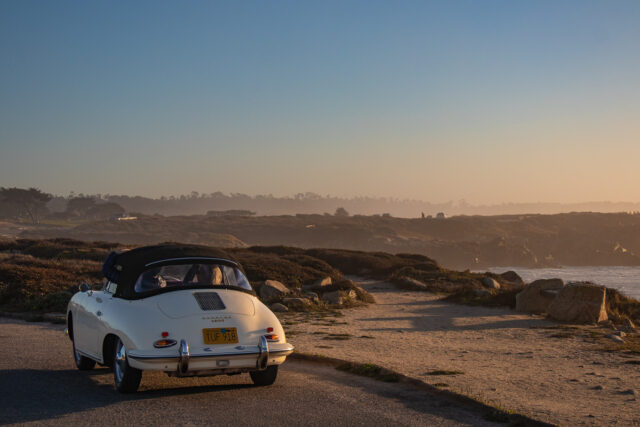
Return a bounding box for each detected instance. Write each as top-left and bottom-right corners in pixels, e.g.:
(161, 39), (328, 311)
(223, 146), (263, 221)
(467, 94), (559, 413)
(606, 288), (640, 323)
(595, 334), (640, 354)
(426, 369), (465, 376)
(336, 362), (401, 382)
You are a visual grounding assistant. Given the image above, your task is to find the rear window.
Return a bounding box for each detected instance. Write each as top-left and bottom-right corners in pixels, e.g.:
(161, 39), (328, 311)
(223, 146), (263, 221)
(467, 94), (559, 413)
(134, 262), (252, 294)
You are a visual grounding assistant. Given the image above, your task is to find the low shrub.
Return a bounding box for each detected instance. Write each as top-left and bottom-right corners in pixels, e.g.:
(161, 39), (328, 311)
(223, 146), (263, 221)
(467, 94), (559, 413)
(606, 288), (640, 323)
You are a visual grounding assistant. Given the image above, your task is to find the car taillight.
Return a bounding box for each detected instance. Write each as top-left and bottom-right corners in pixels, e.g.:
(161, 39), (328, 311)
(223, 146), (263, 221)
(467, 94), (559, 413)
(264, 334), (279, 341)
(266, 327), (274, 333)
(161, 331), (169, 338)
(153, 339), (177, 348)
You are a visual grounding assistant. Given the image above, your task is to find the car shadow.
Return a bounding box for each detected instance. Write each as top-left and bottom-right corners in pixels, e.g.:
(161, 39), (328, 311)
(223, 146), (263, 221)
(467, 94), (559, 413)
(0, 368), (254, 425)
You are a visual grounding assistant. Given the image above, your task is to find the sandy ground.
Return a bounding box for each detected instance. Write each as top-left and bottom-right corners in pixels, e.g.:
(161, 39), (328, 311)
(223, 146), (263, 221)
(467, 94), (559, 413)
(283, 279), (640, 426)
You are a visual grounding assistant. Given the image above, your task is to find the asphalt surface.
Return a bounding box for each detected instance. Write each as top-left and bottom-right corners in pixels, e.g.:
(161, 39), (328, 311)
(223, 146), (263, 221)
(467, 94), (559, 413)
(0, 318), (497, 426)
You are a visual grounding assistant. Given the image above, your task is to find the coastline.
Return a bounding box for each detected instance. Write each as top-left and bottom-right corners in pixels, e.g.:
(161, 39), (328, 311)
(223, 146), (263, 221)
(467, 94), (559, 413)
(482, 266), (640, 299)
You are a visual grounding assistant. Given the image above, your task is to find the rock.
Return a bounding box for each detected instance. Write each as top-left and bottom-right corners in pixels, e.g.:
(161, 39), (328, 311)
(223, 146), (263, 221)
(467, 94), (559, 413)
(302, 276), (332, 291)
(499, 270), (524, 285)
(482, 277), (501, 290)
(615, 330), (627, 338)
(591, 385), (605, 390)
(622, 318), (636, 332)
(620, 389), (637, 396)
(322, 290), (344, 306)
(302, 291), (319, 303)
(547, 282), (608, 324)
(269, 303), (288, 312)
(606, 334), (624, 343)
(515, 278), (565, 314)
(282, 297), (312, 310)
(473, 288), (492, 297)
(259, 280), (291, 300)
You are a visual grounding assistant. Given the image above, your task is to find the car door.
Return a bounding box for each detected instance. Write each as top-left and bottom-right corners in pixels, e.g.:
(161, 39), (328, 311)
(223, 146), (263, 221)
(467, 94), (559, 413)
(85, 283), (118, 358)
(74, 291), (99, 358)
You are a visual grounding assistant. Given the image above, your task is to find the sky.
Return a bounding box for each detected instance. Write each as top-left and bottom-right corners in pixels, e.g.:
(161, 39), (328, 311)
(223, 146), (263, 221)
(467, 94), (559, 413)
(1, 0), (639, 204)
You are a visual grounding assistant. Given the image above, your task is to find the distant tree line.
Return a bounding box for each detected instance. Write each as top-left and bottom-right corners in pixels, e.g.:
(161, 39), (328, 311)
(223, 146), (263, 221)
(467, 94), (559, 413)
(0, 187), (125, 223)
(4, 187), (640, 220)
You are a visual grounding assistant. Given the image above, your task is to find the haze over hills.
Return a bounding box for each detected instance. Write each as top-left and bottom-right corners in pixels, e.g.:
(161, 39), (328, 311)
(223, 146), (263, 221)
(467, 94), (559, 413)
(46, 192), (640, 218)
(17, 210), (640, 270)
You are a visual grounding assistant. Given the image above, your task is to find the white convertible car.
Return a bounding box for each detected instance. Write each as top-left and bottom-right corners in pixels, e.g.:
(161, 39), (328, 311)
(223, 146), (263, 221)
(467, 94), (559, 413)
(67, 244), (294, 393)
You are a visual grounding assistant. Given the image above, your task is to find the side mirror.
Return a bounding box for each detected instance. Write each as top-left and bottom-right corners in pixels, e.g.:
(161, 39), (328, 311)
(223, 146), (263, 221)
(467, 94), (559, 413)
(79, 283), (91, 293)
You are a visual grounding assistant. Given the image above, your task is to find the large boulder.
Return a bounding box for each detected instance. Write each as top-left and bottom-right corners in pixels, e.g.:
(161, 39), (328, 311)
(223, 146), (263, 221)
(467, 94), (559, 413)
(259, 280), (291, 300)
(546, 282), (608, 324)
(515, 278), (564, 314)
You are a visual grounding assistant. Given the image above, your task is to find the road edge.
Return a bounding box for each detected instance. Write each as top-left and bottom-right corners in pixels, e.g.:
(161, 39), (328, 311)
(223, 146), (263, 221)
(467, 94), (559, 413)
(290, 352), (555, 427)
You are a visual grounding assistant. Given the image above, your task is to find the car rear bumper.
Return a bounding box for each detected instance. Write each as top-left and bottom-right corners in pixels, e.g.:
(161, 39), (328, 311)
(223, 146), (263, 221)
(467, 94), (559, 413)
(127, 339), (293, 374)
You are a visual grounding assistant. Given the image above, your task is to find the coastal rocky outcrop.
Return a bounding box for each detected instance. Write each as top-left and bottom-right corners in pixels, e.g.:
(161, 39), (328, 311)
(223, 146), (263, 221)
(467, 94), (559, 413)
(515, 278), (565, 314)
(546, 282), (608, 324)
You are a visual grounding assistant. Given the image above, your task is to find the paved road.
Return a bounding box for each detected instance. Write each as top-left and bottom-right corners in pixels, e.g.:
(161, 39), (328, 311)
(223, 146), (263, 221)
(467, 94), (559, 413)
(0, 318), (496, 426)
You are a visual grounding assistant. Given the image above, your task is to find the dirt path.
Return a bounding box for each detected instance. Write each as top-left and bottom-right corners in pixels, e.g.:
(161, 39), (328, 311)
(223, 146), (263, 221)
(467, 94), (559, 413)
(283, 279), (640, 426)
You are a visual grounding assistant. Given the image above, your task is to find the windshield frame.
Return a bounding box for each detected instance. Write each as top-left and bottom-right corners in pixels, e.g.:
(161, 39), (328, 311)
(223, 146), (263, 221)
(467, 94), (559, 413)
(127, 258), (255, 299)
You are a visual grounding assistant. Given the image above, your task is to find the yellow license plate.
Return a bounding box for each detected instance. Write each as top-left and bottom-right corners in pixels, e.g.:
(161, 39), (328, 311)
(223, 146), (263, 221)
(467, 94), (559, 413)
(202, 327), (239, 344)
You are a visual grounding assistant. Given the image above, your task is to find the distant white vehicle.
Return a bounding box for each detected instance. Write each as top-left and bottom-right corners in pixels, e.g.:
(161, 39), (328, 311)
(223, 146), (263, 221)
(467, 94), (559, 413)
(67, 244), (293, 393)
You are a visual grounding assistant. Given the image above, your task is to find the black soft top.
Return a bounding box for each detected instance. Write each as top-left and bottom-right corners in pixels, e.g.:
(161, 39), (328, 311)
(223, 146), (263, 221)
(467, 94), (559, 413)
(102, 244), (241, 299)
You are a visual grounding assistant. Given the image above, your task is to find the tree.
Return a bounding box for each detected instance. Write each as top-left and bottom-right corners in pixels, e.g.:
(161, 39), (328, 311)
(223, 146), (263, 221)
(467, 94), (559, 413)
(86, 202), (125, 220)
(0, 187), (52, 224)
(334, 207), (349, 217)
(66, 197), (97, 217)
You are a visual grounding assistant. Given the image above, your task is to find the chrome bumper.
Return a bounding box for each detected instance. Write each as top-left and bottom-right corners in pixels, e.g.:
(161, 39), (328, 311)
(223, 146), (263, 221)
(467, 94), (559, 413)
(128, 340), (294, 371)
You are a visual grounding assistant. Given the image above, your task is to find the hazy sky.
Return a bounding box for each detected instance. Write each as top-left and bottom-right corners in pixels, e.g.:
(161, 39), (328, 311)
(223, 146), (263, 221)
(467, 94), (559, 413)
(1, 0), (639, 204)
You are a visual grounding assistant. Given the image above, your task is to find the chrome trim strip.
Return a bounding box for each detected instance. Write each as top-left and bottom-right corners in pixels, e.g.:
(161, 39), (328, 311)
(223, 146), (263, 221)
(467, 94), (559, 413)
(145, 257), (238, 267)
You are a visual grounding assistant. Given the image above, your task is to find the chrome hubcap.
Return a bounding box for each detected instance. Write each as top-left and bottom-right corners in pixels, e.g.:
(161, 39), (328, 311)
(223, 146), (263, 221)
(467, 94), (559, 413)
(114, 341), (127, 383)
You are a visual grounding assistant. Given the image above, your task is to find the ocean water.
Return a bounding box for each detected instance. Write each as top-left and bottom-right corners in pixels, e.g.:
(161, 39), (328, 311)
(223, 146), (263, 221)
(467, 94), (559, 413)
(486, 266), (640, 300)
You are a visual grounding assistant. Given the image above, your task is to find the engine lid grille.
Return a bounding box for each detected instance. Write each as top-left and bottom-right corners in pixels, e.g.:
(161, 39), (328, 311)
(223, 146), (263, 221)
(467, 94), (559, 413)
(193, 292), (226, 310)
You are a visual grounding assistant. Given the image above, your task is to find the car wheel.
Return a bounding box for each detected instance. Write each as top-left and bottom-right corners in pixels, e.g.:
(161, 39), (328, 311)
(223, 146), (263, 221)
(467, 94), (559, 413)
(113, 337), (142, 393)
(250, 365), (278, 386)
(73, 341), (96, 370)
